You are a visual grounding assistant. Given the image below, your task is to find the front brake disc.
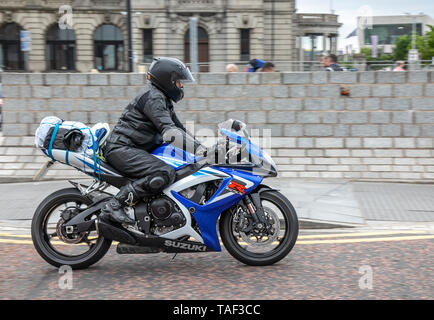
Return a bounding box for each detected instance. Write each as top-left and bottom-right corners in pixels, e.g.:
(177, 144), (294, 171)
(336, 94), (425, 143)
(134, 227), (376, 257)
(240, 206), (280, 247)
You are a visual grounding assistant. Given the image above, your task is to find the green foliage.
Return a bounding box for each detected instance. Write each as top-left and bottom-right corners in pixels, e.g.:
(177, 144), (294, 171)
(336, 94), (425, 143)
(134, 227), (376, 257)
(360, 47), (393, 61)
(393, 35), (411, 61)
(392, 25), (434, 61)
(418, 25), (434, 61)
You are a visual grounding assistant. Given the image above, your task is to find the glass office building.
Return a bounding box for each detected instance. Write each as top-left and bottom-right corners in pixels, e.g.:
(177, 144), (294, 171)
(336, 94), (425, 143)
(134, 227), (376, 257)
(364, 24), (423, 45)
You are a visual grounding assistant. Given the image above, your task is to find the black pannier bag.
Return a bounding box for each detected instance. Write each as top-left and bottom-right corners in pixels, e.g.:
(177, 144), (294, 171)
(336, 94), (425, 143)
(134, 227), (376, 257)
(42, 127), (84, 152)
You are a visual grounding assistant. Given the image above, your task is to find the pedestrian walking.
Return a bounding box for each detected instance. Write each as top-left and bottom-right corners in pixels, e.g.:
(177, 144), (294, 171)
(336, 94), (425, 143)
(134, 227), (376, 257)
(393, 61), (406, 71)
(261, 62), (275, 72)
(247, 58), (266, 72)
(322, 54), (343, 71)
(225, 64), (239, 72)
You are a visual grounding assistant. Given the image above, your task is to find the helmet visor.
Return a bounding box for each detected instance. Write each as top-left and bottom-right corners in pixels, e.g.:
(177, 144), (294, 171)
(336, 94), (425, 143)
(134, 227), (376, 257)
(179, 67), (196, 84)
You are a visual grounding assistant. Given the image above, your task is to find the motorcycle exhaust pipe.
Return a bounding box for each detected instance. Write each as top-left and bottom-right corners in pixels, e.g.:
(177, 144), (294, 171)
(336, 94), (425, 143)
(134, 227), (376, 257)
(96, 219), (136, 245)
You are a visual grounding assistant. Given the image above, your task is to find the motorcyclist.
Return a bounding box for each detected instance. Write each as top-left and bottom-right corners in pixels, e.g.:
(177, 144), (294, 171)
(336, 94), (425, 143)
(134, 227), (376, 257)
(100, 57), (206, 225)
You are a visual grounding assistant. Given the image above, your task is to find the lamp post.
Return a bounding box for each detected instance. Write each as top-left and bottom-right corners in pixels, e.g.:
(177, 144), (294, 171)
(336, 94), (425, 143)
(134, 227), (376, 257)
(126, 0), (133, 72)
(189, 17), (198, 74)
(404, 12), (420, 70)
(271, 0), (275, 61)
(411, 17), (416, 50)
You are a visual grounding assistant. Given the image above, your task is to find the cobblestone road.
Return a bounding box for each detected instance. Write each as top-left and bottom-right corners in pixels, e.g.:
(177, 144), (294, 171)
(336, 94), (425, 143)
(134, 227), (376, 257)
(1, 229), (433, 300)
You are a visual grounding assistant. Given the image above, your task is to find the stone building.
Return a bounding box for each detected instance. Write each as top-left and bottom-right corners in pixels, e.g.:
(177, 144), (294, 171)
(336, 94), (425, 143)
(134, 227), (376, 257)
(0, 0), (340, 73)
(294, 13), (342, 71)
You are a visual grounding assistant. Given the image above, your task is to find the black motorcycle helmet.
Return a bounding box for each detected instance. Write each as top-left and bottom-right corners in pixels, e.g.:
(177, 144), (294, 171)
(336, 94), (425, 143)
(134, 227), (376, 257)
(147, 57), (195, 103)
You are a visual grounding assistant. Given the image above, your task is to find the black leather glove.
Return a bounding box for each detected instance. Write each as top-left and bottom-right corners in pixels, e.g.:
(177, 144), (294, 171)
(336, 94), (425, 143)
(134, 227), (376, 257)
(196, 142), (227, 164)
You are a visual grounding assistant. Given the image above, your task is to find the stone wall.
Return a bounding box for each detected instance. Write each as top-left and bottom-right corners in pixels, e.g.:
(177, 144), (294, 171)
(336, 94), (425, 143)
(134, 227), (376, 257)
(1, 71), (434, 182)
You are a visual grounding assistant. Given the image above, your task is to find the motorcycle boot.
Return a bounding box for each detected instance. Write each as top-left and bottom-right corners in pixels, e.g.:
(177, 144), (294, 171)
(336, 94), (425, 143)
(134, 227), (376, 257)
(100, 184), (138, 225)
(100, 171), (174, 225)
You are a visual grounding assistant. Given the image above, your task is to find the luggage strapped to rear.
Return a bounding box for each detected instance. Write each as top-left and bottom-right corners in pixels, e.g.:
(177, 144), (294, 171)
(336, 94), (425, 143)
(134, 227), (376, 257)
(36, 116), (104, 180)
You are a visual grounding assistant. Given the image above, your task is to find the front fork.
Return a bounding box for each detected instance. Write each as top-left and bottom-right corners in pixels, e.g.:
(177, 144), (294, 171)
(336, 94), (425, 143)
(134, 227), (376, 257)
(243, 193), (267, 228)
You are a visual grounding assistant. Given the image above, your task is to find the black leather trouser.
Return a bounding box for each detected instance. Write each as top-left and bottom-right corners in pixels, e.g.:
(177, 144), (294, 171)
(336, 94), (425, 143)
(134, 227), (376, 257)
(104, 133), (175, 199)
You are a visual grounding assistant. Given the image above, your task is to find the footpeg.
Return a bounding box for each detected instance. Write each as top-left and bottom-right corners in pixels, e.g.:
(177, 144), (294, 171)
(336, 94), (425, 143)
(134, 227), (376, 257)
(116, 243), (161, 254)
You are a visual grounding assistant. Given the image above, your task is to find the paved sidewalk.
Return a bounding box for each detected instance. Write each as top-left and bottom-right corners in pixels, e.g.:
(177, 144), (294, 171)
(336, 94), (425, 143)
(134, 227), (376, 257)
(1, 178), (433, 229)
(268, 178), (434, 228)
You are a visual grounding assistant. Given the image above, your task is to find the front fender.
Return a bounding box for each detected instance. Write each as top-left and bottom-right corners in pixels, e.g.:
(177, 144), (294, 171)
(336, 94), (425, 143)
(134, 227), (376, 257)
(252, 184), (280, 195)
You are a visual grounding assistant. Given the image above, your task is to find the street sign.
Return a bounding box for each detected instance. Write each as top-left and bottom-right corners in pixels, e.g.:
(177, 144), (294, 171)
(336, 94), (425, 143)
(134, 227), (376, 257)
(408, 49), (419, 62)
(20, 30), (32, 52)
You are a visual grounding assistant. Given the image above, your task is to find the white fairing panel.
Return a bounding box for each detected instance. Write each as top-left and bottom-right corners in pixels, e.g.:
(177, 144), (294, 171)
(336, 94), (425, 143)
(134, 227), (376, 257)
(50, 149), (121, 176)
(159, 167), (230, 243)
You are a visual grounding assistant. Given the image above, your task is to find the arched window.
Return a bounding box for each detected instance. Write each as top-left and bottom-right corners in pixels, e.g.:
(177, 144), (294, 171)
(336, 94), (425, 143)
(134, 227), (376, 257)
(0, 23), (24, 70)
(184, 27), (209, 72)
(94, 24), (124, 71)
(46, 24), (76, 70)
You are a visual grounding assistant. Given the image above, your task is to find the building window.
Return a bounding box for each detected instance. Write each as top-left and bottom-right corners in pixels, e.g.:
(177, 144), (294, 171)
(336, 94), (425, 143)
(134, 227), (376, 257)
(94, 24), (124, 71)
(364, 24), (423, 45)
(240, 29), (250, 61)
(0, 23), (24, 70)
(143, 29), (153, 63)
(46, 24), (76, 71)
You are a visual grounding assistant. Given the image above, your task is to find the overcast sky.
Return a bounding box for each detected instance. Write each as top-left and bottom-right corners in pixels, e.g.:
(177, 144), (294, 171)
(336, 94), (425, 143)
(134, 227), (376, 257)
(296, 0), (434, 51)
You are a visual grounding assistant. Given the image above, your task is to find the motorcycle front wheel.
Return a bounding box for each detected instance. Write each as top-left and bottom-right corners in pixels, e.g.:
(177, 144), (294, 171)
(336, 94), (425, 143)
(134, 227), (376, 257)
(219, 189), (299, 266)
(31, 188), (112, 269)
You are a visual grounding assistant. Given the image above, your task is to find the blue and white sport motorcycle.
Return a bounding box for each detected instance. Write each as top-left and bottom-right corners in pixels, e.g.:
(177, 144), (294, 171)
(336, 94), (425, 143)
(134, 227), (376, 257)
(31, 122), (298, 269)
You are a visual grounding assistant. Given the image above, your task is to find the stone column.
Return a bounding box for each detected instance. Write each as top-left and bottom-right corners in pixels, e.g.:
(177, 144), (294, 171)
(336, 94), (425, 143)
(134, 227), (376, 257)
(74, 14), (100, 73)
(330, 34), (337, 54)
(15, 11), (53, 72)
(323, 34), (328, 54)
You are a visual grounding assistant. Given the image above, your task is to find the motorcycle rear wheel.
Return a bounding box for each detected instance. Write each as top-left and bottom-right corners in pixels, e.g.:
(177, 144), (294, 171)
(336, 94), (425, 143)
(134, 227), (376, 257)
(219, 190), (298, 266)
(31, 188), (112, 269)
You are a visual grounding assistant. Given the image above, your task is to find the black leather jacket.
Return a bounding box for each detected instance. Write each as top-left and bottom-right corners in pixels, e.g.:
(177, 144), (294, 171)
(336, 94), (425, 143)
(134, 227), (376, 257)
(107, 83), (200, 153)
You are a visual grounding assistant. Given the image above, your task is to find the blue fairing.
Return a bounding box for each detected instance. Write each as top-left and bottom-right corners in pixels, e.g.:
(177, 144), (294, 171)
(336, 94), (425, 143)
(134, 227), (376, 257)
(152, 132), (269, 251)
(151, 143), (199, 170)
(172, 167), (263, 251)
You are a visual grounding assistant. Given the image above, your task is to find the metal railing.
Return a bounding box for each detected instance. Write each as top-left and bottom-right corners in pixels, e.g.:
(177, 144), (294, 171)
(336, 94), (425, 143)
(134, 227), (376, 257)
(361, 60), (434, 71)
(2, 59), (434, 74)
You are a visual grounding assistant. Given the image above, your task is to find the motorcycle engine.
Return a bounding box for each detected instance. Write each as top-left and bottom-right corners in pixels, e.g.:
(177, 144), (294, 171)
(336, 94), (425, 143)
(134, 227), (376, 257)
(148, 195), (186, 235)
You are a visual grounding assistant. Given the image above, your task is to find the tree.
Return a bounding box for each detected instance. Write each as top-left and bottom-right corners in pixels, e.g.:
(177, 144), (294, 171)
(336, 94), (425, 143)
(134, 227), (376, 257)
(393, 35), (411, 61)
(418, 25), (434, 61)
